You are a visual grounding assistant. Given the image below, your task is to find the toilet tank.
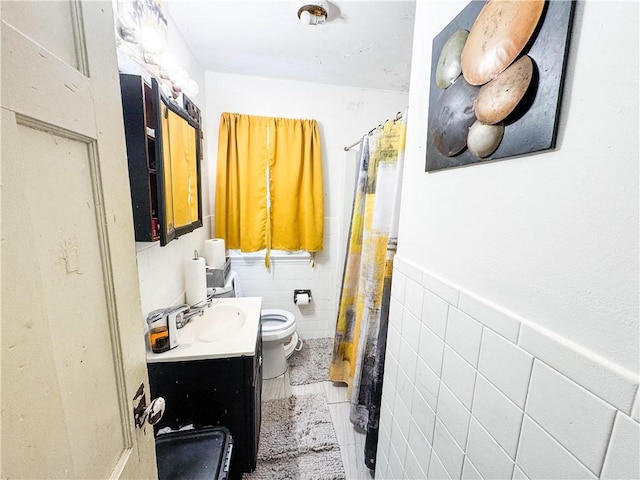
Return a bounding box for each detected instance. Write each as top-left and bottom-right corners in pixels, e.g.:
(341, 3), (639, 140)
(208, 270), (238, 299)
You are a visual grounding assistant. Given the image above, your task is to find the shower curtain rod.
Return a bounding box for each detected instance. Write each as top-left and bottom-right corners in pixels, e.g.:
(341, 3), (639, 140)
(343, 111), (404, 151)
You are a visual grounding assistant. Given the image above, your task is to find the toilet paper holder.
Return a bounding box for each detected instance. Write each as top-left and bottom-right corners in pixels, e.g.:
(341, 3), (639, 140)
(294, 289), (312, 305)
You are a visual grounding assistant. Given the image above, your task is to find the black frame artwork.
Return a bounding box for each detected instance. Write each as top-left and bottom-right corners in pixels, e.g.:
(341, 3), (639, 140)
(425, 0), (576, 172)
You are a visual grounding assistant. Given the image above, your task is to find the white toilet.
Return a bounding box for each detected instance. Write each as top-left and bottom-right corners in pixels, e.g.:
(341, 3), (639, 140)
(260, 309), (299, 379)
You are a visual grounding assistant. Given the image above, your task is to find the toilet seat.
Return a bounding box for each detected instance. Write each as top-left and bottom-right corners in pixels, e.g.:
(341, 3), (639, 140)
(261, 309), (296, 343)
(260, 309), (298, 379)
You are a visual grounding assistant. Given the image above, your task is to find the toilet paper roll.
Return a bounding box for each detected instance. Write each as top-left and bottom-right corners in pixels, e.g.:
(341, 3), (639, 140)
(204, 238), (226, 269)
(296, 293), (310, 305)
(185, 256), (207, 306)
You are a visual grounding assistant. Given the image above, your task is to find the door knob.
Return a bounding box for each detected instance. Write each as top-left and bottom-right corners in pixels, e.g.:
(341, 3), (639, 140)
(133, 383), (166, 428)
(143, 397), (166, 426)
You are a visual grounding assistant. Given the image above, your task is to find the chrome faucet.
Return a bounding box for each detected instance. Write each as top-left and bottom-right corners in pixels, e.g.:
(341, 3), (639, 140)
(147, 304), (190, 324)
(175, 296), (214, 328)
(166, 304), (190, 330)
(147, 299), (212, 332)
(176, 307), (204, 329)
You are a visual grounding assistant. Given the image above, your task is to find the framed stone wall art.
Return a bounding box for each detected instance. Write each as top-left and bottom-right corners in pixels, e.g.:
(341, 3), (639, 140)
(425, 0), (576, 172)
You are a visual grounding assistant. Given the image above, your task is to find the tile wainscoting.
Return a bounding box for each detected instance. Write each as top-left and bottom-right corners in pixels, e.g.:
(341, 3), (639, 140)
(229, 217), (340, 339)
(375, 255), (639, 480)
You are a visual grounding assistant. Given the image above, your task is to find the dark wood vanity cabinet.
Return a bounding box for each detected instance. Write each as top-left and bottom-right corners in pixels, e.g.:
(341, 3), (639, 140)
(148, 331), (262, 479)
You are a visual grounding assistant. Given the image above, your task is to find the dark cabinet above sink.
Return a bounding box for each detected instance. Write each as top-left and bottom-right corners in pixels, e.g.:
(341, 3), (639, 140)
(119, 73), (203, 246)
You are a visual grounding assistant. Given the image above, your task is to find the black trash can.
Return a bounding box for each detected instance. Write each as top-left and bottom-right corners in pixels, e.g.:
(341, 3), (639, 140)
(155, 426), (233, 480)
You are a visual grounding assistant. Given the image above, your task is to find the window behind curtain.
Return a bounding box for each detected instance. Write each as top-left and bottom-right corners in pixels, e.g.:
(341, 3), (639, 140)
(215, 112), (324, 266)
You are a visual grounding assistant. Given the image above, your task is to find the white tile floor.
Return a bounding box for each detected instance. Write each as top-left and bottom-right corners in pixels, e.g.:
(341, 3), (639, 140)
(261, 370), (375, 480)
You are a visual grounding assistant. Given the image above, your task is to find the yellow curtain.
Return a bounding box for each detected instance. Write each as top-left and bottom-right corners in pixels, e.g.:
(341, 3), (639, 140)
(215, 113), (323, 261)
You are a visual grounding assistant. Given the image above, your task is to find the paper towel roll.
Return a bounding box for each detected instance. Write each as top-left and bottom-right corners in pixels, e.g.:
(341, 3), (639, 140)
(296, 293), (310, 305)
(185, 256), (207, 306)
(204, 238), (226, 269)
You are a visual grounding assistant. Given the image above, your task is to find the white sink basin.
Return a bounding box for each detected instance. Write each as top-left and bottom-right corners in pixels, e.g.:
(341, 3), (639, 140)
(191, 304), (247, 342)
(146, 297), (262, 363)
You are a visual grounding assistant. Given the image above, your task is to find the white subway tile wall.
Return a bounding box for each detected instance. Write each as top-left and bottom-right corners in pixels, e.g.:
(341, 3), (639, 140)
(632, 391), (640, 422)
(477, 329), (533, 409)
(405, 447), (428, 480)
(420, 269), (460, 307)
(401, 308), (422, 354)
(428, 452), (453, 480)
(525, 361), (617, 475)
(512, 466), (530, 480)
(471, 374), (523, 459)
(415, 356), (441, 412)
(436, 383), (471, 448)
(518, 324), (637, 414)
(398, 337), (419, 381)
(390, 398), (410, 463)
(465, 417), (514, 480)
(421, 289), (449, 340)
(419, 323), (445, 376)
(404, 277), (425, 319)
(229, 217), (339, 338)
(433, 419), (465, 479)
(516, 416), (597, 480)
(408, 414), (434, 458)
(600, 412), (640, 479)
(387, 443), (405, 480)
(411, 392), (436, 448)
(395, 361), (414, 411)
(445, 308), (483, 368)
(375, 254), (640, 480)
(462, 457), (483, 480)
(441, 346), (477, 409)
(459, 291), (520, 343)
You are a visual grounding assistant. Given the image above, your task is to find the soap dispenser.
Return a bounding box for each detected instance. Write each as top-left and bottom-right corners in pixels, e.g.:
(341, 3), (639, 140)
(147, 304), (189, 353)
(165, 304), (189, 350)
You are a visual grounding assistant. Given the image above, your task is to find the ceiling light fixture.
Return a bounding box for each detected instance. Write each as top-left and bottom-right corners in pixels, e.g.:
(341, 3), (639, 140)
(137, 25), (164, 54)
(297, 0), (329, 26)
(114, 5), (199, 100)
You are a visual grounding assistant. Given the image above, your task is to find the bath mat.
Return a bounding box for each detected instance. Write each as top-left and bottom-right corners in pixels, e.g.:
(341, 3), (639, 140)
(288, 337), (333, 386)
(243, 393), (345, 480)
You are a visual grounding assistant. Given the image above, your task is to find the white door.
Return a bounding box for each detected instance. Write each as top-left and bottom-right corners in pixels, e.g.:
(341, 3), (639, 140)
(1, 1), (157, 478)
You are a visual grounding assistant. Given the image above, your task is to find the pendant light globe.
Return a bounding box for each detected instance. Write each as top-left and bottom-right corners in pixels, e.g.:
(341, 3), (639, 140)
(296, 0), (329, 26)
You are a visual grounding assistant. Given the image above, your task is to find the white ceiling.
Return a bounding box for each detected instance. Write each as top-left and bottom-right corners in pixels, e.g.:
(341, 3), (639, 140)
(166, 1), (416, 92)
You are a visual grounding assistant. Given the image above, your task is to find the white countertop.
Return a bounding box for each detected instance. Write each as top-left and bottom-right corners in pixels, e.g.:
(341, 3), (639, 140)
(146, 297), (262, 363)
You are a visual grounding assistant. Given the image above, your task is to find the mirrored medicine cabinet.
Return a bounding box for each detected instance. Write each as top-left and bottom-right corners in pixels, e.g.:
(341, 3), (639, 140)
(119, 73), (203, 246)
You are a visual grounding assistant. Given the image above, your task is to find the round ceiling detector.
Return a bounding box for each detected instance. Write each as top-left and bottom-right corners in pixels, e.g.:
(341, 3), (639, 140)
(297, 0), (329, 25)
